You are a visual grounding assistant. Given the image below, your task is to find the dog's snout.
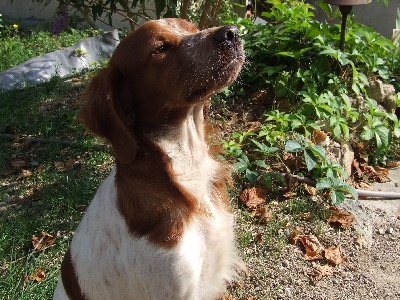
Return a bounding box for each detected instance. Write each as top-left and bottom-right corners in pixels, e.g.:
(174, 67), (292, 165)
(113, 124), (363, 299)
(213, 26), (239, 44)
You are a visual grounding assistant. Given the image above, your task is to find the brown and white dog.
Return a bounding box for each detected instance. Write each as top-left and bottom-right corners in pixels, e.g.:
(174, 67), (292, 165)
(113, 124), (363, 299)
(53, 18), (244, 300)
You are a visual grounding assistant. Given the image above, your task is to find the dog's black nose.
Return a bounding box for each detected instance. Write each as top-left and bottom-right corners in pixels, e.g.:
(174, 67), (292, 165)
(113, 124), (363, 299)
(214, 26), (239, 44)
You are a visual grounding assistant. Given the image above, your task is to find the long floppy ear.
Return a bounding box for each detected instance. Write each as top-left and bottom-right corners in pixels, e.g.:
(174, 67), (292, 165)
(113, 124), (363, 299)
(77, 67), (137, 164)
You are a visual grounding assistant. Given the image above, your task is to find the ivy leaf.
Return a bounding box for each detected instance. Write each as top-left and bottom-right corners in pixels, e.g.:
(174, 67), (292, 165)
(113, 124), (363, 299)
(285, 140), (303, 153)
(304, 148), (318, 171)
(330, 190), (345, 205)
(361, 126), (375, 141)
(374, 126), (390, 148)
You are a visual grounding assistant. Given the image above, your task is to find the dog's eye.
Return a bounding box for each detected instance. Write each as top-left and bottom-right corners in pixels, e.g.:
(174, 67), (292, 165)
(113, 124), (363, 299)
(153, 43), (172, 55)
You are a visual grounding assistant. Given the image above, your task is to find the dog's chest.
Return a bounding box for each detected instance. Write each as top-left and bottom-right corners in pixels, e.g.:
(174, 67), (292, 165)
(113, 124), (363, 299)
(69, 169), (235, 300)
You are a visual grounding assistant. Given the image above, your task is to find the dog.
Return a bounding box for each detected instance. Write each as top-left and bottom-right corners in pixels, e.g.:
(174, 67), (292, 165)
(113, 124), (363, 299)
(53, 18), (244, 300)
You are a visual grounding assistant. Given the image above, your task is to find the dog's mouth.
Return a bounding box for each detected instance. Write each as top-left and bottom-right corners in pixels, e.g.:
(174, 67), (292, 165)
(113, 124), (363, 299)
(186, 55), (243, 102)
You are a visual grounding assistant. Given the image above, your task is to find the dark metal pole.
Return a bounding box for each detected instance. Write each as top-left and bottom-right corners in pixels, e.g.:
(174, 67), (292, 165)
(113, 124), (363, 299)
(338, 5), (353, 51)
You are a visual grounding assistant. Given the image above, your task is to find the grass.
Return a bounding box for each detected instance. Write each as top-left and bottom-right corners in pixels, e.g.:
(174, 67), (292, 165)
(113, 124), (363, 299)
(0, 25), (98, 73)
(0, 72), (115, 299)
(0, 27), (338, 300)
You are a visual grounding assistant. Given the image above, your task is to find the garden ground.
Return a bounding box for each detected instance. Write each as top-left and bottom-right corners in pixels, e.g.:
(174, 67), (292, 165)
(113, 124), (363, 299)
(1, 27), (399, 300)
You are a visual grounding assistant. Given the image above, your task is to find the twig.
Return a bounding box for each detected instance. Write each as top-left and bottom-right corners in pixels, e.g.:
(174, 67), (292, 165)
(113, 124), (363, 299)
(259, 171), (400, 199)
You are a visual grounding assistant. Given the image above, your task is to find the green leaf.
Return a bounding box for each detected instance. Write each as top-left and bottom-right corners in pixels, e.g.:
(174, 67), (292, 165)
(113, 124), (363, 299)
(304, 148), (318, 171)
(316, 0), (333, 18)
(285, 140), (303, 153)
(155, 0), (166, 17)
(330, 190), (345, 205)
(361, 126), (374, 141)
(316, 178), (332, 190)
(374, 126), (390, 148)
(338, 184), (358, 201)
(245, 169), (258, 183)
(253, 160), (268, 169)
(234, 160), (248, 173)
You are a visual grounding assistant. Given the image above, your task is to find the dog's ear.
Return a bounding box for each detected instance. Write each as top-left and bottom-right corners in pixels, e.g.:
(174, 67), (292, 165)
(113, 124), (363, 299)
(77, 67), (137, 164)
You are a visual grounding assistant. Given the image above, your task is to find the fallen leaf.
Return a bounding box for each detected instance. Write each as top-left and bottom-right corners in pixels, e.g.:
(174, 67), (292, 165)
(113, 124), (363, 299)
(255, 233), (263, 243)
(303, 184), (317, 195)
(324, 245), (344, 265)
(32, 232), (55, 251)
(290, 227), (302, 245)
(327, 206), (355, 230)
(357, 181), (372, 190)
(299, 235), (323, 260)
(30, 268), (46, 282)
(312, 129), (327, 144)
(54, 161), (65, 170)
(386, 161), (400, 168)
(295, 212), (313, 221)
(16, 169), (32, 181)
(283, 191), (297, 198)
(65, 158), (75, 169)
(239, 187), (266, 209)
(251, 206), (273, 224)
(309, 265), (334, 284)
(353, 160), (390, 183)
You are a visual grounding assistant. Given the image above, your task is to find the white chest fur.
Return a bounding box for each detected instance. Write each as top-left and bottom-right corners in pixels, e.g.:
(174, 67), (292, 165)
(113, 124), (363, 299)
(54, 167), (236, 300)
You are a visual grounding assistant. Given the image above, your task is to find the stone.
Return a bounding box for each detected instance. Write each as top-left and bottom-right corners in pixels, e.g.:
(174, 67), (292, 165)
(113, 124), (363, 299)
(0, 30), (120, 92)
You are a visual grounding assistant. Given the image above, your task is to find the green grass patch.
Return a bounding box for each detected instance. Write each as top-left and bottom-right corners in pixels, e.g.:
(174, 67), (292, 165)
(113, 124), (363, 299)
(0, 26), (97, 72)
(0, 73), (114, 299)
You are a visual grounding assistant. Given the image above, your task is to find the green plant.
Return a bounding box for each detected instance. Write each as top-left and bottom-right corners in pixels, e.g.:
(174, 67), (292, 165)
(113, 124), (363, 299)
(0, 27), (93, 72)
(31, 0), (237, 30)
(316, 177), (358, 205)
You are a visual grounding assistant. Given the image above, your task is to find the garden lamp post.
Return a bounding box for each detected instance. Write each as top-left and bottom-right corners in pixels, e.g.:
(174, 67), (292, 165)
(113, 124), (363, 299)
(323, 0), (371, 51)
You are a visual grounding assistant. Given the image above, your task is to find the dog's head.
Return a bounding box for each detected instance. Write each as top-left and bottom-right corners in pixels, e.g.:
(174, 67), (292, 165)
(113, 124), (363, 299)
(78, 18), (244, 163)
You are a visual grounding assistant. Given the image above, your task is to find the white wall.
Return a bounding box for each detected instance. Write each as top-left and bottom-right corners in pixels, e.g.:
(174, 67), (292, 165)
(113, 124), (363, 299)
(307, 0), (399, 38)
(0, 0), (154, 30)
(1, 0), (399, 37)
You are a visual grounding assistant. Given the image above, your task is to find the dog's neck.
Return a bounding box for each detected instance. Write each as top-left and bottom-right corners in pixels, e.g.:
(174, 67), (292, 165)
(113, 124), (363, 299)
(115, 102), (217, 247)
(151, 103), (209, 170)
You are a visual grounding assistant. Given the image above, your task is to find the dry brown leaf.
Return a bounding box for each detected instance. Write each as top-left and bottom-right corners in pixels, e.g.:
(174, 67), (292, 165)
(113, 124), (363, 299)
(386, 161), (400, 168)
(255, 233), (263, 243)
(295, 212), (313, 221)
(309, 265), (334, 284)
(31, 267), (46, 282)
(65, 158), (76, 169)
(357, 181), (372, 190)
(299, 235), (323, 260)
(290, 227), (302, 245)
(239, 187), (266, 209)
(54, 161), (64, 170)
(324, 245), (344, 265)
(303, 184), (317, 195)
(327, 206), (355, 230)
(353, 160), (390, 183)
(283, 191), (297, 198)
(312, 129), (327, 145)
(251, 206), (273, 224)
(32, 232), (55, 251)
(16, 169), (32, 181)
